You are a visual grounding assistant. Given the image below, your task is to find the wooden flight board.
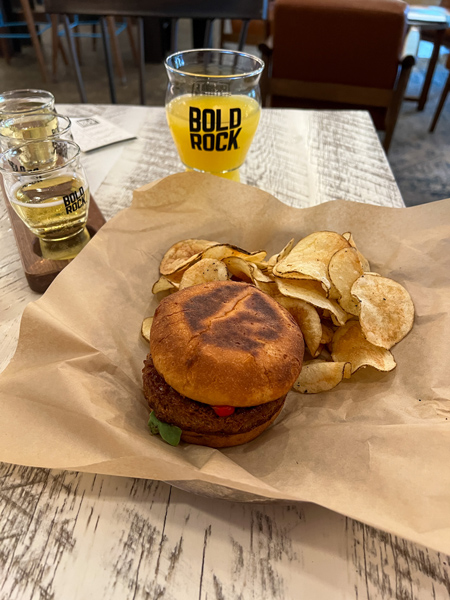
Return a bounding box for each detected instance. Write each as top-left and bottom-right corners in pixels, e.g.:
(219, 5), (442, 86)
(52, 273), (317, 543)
(1, 180), (106, 293)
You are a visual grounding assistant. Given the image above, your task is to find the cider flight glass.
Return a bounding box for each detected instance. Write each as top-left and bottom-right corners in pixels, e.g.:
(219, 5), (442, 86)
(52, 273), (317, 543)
(0, 139), (90, 261)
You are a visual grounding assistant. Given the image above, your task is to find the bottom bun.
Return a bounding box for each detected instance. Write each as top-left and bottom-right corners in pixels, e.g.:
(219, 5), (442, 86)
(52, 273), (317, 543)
(179, 405), (284, 448)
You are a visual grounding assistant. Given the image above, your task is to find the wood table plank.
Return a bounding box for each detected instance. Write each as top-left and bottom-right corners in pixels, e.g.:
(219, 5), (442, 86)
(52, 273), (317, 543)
(2, 105), (448, 600)
(1, 464), (449, 600)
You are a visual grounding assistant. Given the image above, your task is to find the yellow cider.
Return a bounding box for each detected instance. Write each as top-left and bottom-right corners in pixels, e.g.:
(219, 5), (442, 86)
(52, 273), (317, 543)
(166, 94), (260, 175)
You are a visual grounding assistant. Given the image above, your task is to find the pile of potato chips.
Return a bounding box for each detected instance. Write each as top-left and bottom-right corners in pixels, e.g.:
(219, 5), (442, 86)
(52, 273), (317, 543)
(143, 233), (414, 394)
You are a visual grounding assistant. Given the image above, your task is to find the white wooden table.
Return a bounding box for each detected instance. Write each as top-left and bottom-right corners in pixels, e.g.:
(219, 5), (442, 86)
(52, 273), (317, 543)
(1, 105), (449, 600)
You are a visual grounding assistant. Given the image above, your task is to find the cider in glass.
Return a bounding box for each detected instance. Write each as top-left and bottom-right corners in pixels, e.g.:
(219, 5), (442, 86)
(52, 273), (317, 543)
(0, 89), (55, 118)
(165, 50), (264, 180)
(1, 139), (91, 261)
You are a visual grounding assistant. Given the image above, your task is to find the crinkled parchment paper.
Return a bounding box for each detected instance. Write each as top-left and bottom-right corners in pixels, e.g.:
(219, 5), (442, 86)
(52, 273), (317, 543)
(1, 172), (450, 553)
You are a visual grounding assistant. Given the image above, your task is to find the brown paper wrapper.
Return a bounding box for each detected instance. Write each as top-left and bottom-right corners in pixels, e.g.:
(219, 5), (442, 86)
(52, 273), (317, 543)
(1, 172), (450, 553)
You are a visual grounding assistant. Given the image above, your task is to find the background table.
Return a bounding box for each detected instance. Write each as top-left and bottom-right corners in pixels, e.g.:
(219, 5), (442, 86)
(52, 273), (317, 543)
(1, 105), (448, 600)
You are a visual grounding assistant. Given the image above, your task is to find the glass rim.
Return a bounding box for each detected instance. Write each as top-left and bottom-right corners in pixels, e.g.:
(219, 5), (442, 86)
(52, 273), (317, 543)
(0, 113), (71, 141)
(0, 138), (81, 176)
(0, 89), (55, 115)
(164, 48), (265, 79)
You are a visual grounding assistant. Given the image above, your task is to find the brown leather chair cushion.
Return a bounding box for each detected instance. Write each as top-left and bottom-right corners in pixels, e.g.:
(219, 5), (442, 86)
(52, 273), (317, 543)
(272, 0), (407, 87)
(226, 19), (269, 45)
(270, 0), (408, 127)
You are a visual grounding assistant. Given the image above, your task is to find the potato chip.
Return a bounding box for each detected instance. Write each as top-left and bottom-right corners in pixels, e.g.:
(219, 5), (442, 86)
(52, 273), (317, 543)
(276, 295), (323, 357)
(328, 247), (363, 316)
(273, 231), (350, 290)
(317, 346), (332, 361)
(165, 265), (198, 284)
(293, 360), (352, 393)
(252, 261), (272, 275)
(273, 272), (318, 283)
(224, 258), (251, 283)
(160, 239), (218, 276)
(275, 278), (349, 326)
(331, 320), (396, 372)
(224, 256), (272, 284)
(221, 256), (282, 301)
(141, 316), (154, 343)
(202, 243), (266, 263)
(320, 323), (334, 345)
(351, 274), (414, 349)
(342, 232), (370, 272)
(328, 283), (341, 301)
(152, 276), (178, 294)
(253, 277), (278, 296)
(179, 258), (228, 290)
(268, 238), (295, 266)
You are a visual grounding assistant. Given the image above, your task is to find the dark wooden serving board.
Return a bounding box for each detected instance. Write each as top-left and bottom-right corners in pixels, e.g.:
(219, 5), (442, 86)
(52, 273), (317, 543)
(1, 181), (106, 293)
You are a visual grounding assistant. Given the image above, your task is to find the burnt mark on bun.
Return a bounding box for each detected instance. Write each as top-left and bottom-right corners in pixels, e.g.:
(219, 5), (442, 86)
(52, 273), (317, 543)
(184, 281), (243, 333)
(243, 291), (280, 326)
(185, 283), (286, 353)
(209, 315), (280, 351)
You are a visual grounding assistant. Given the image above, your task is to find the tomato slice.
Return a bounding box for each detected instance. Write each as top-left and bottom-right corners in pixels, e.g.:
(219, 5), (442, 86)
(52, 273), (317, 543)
(212, 405), (235, 417)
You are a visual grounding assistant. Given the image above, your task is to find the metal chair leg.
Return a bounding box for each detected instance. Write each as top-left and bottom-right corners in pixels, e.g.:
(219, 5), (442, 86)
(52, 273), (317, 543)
(170, 18), (179, 54)
(203, 19), (213, 47)
(238, 20), (250, 51)
(51, 14), (59, 80)
(137, 17), (146, 106)
(106, 16), (126, 86)
(63, 15), (87, 103)
(384, 56), (415, 154)
(418, 28), (445, 112)
(126, 17), (139, 67)
(100, 16), (117, 104)
(429, 70), (450, 133)
(74, 25), (82, 65)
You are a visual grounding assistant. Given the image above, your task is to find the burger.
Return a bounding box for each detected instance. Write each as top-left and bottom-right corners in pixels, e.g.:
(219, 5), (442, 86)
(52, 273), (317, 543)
(142, 280), (304, 447)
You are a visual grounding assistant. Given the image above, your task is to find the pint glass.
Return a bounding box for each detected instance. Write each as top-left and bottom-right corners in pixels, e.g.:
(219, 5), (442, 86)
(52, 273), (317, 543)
(165, 49), (264, 180)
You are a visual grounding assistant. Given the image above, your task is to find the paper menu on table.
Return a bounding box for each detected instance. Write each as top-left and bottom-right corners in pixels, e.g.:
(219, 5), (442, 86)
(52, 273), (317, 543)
(70, 115), (136, 152)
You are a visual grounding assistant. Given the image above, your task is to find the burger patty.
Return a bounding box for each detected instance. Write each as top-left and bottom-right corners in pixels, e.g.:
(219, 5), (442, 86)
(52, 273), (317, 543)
(142, 354), (286, 435)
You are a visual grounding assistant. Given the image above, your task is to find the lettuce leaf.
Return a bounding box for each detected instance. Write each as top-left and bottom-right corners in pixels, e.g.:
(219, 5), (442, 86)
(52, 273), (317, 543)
(148, 411), (182, 446)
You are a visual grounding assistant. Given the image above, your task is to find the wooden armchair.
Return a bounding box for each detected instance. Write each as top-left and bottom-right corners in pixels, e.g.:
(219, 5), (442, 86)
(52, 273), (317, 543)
(260, 0), (417, 153)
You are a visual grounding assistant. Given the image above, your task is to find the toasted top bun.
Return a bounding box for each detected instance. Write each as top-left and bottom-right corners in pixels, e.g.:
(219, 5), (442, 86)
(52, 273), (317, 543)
(150, 281), (304, 407)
